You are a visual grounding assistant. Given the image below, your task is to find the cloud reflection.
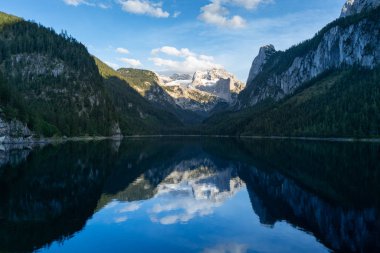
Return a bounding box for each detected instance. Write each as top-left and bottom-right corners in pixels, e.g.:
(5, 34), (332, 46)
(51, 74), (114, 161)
(148, 164), (244, 225)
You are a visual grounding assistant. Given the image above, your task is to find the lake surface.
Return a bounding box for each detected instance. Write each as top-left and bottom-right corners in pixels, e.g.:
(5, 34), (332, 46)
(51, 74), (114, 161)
(0, 138), (379, 253)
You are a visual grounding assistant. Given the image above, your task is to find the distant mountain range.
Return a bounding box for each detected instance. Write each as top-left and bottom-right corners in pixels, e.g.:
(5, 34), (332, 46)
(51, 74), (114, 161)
(1, 0), (380, 141)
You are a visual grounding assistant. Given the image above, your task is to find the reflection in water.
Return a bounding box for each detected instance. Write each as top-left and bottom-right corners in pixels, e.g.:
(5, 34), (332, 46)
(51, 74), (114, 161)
(0, 138), (379, 253)
(148, 162), (244, 225)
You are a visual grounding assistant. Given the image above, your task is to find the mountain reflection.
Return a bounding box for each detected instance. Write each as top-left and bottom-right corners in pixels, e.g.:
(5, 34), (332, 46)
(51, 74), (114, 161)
(0, 138), (379, 253)
(149, 162), (244, 225)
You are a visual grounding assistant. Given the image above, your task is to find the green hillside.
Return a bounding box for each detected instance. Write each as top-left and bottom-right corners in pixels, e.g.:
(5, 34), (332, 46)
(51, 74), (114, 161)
(117, 67), (203, 125)
(239, 6), (380, 105)
(204, 67), (380, 138)
(0, 11), (116, 137)
(95, 58), (183, 134)
(0, 11), (183, 137)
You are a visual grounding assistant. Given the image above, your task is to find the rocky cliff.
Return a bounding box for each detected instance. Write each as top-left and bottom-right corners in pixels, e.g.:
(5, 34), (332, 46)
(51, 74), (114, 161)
(0, 113), (33, 144)
(246, 45), (276, 85)
(341, 0), (380, 17)
(160, 68), (244, 113)
(240, 0), (380, 107)
(192, 68), (245, 101)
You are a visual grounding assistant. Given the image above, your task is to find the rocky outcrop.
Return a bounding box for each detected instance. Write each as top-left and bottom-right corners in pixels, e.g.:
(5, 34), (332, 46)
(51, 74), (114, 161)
(341, 0), (380, 17)
(241, 0), (380, 107)
(0, 114), (33, 144)
(246, 45), (276, 85)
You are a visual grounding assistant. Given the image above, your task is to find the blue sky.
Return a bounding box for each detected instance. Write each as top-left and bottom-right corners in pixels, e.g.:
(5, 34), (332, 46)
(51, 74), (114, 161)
(1, 0), (346, 80)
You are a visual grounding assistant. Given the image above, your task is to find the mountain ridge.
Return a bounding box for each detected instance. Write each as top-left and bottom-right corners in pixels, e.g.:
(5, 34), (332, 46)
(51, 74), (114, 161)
(239, 3), (380, 107)
(1, 0), (380, 140)
(202, 0), (380, 138)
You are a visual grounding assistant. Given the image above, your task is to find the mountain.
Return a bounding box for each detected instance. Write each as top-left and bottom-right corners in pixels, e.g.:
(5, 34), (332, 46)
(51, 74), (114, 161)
(117, 68), (177, 108)
(0, 11), (184, 140)
(159, 68), (245, 114)
(0, 12), (118, 138)
(341, 0), (380, 17)
(116, 67), (244, 120)
(95, 60), (184, 134)
(239, 1), (380, 107)
(1, 0), (379, 139)
(115, 68), (204, 124)
(204, 0), (380, 138)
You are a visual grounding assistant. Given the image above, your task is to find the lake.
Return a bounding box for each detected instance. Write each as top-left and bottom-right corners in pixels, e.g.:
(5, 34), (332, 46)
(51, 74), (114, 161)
(0, 138), (379, 253)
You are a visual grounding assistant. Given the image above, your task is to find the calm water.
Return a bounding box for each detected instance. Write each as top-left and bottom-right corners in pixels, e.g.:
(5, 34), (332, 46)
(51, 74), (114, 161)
(0, 138), (379, 253)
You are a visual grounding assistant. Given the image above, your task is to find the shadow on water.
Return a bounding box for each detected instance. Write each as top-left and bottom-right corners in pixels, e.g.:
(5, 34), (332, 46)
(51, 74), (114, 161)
(0, 138), (379, 252)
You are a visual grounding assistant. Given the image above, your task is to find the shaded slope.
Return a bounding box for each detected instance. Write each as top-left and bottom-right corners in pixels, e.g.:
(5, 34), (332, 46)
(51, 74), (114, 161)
(0, 11), (117, 136)
(204, 67), (380, 137)
(95, 59), (183, 134)
(117, 68), (203, 124)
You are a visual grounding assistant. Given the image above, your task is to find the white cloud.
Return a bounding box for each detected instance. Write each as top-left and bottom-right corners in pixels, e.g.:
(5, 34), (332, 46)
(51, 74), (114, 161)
(149, 196), (220, 225)
(116, 47), (130, 54)
(63, 0), (87, 6)
(63, 0), (112, 8)
(225, 0), (272, 10)
(199, 0), (246, 29)
(173, 11), (181, 18)
(151, 46), (194, 58)
(118, 0), (170, 18)
(118, 203), (141, 213)
(119, 57), (143, 67)
(98, 3), (111, 9)
(150, 46), (222, 74)
(114, 216), (128, 223)
(199, 0), (271, 28)
(105, 61), (120, 69)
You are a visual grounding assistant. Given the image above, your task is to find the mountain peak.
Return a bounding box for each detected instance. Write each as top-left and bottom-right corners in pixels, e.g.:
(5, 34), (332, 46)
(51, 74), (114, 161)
(192, 68), (231, 82)
(340, 0), (380, 17)
(246, 44), (276, 85)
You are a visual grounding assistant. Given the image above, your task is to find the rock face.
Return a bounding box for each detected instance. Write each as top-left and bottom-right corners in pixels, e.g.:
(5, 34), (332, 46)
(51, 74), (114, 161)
(246, 45), (276, 85)
(162, 85), (221, 113)
(160, 68), (245, 113)
(0, 113), (33, 144)
(241, 0), (380, 107)
(192, 68), (245, 101)
(341, 0), (380, 17)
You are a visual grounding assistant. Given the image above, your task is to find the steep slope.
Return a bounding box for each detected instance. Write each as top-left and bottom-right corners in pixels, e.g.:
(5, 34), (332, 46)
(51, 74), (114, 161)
(203, 0), (380, 138)
(117, 68), (177, 108)
(116, 68), (202, 124)
(205, 67), (380, 137)
(95, 60), (184, 134)
(239, 3), (380, 107)
(341, 0), (380, 17)
(0, 11), (186, 139)
(0, 12), (118, 137)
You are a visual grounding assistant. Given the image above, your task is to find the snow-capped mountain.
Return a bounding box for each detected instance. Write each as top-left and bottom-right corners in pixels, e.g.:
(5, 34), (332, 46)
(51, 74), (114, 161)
(159, 68), (245, 113)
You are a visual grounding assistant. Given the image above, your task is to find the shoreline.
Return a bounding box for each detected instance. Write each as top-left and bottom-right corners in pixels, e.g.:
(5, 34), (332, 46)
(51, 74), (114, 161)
(1, 134), (380, 145)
